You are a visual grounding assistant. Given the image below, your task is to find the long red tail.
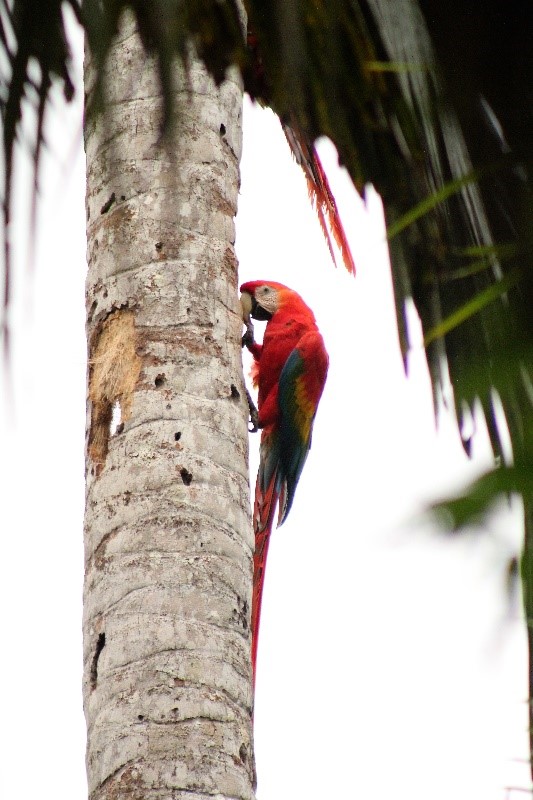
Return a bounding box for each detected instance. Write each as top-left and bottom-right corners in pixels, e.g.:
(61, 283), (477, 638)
(251, 467), (279, 685)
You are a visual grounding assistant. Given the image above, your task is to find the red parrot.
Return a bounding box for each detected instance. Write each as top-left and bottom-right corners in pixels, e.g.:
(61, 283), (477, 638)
(239, 280), (329, 684)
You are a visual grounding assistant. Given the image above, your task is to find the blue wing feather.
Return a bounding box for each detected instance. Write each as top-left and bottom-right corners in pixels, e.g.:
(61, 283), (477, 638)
(277, 348), (314, 525)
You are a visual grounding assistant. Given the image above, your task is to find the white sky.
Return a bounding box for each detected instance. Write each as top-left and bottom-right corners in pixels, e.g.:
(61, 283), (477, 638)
(0, 18), (530, 800)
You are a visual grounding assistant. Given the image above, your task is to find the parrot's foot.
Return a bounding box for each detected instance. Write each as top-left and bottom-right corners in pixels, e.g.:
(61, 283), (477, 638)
(241, 319), (255, 350)
(246, 388), (259, 433)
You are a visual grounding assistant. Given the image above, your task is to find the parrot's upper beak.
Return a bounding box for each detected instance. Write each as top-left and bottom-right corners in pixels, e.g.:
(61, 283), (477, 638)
(240, 291), (273, 322)
(240, 291), (253, 324)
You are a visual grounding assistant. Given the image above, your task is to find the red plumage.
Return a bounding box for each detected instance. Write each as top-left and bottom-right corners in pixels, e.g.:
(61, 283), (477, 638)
(240, 281), (329, 684)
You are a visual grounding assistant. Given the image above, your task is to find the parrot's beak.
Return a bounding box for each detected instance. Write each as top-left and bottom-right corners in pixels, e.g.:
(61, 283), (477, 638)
(240, 291), (253, 324)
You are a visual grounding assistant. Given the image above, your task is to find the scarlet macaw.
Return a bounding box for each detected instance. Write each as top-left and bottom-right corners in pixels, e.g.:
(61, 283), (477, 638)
(240, 280), (329, 683)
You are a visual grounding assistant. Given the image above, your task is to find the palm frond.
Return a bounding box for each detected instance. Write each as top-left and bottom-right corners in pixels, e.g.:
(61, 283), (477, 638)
(240, 1), (532, 767)
(0, 0), (78, 351)
(0, 0), (249, 349)
(431, 465), (533, 531)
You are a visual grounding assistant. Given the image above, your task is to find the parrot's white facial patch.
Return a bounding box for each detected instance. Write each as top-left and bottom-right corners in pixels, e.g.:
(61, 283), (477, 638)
(255, 285), (279, 314)
(240, 291), (253, 323)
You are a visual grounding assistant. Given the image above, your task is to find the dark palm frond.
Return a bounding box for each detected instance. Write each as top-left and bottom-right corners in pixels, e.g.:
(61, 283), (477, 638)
(242, 0), (531, 477)
(82, 0), (248, 127)
(239, 2), (531, 769)
(0, 0), (79, 352)
(0, 0), (249, 349)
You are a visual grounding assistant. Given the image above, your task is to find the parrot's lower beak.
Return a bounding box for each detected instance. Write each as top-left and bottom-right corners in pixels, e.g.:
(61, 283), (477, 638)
(240, 290), (273, 322)
(251, 299), (273, 321)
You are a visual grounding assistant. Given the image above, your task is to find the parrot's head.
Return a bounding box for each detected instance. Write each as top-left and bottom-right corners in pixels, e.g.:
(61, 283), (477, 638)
(239, 281), (292, 323)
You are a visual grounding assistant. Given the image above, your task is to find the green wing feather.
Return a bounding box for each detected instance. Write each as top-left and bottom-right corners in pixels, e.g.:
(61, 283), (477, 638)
(277, 333), (328, 524)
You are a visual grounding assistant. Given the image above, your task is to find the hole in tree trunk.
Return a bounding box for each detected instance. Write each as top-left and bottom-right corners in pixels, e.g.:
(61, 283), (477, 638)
(90, 632), (106, 690)
(110, 401), (122, 435)
(180, 468), (192, 486)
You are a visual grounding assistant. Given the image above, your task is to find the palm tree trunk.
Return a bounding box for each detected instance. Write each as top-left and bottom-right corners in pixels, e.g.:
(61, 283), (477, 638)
(83, 12), (254, 799)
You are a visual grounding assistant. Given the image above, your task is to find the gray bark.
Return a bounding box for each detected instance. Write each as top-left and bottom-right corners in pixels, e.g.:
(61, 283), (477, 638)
(83, 13), (254, 800)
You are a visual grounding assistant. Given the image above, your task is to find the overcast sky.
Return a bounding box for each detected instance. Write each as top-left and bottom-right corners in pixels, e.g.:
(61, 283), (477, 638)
(0, 16), (530, 800)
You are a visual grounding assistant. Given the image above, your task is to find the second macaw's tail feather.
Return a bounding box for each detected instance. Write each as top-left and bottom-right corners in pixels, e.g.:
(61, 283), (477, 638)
(282, 119), (356, 276)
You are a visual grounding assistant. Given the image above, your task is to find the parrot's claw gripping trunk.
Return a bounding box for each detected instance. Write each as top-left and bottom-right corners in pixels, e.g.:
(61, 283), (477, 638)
(240, 305), (258, 430)
(241, 319), (255, 349)
(246, 388), (259, 433)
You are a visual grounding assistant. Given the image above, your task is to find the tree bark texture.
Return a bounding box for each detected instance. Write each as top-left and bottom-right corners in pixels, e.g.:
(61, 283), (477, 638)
(83, 14), (253, 800)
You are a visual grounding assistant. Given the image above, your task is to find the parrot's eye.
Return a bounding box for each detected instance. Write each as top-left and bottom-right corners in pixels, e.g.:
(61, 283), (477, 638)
(252, 285), (277, 319)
